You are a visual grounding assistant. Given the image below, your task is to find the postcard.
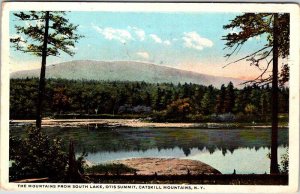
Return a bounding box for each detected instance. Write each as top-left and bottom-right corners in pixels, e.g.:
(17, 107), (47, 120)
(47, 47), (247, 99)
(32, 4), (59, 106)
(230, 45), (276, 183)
(0, 2), (299, 193)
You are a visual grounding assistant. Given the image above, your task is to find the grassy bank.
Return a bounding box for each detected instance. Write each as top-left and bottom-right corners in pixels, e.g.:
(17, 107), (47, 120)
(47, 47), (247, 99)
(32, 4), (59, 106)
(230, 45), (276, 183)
(85, 163), (136, 175)
(16, 174), (286, 185)
(13, 174), (288, 185)
(85, 174), (288, 185)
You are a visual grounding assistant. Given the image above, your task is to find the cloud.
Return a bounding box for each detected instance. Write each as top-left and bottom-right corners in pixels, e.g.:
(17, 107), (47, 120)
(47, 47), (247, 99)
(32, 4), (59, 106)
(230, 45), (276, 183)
(228, 28), (241, 35)
(24, 20), (44, 28)
(129, 26), (145, 41)
(163, 40), (171, 45)
(92, 24), (133, 43)
(91, 24), (172, 46)
(149, 34), (171, 46)
(182, 31), (213, 50)
(249, 35), (261, 41)
(10, 34), (27, 48)
(10, 34), (23, 40)
(65, 45), (78, 51)
(92, 24), (148, 43)
(136, 51), (150, 59)
(149, 34), (162, 44)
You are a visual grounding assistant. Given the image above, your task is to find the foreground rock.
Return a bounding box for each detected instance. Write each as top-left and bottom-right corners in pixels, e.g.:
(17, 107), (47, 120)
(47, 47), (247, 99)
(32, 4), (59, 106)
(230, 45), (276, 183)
(114, 158), (221, 175)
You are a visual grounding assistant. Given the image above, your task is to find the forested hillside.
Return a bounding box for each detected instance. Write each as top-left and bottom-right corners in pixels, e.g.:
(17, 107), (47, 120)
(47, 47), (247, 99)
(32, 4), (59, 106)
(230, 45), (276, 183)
(10, 60), (243, 88)
(10, 78), (289, 122)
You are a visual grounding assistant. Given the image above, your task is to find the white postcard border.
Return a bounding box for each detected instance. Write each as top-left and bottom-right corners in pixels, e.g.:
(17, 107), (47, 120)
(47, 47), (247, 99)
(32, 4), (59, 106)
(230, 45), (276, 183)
(1, 2), (299, 193)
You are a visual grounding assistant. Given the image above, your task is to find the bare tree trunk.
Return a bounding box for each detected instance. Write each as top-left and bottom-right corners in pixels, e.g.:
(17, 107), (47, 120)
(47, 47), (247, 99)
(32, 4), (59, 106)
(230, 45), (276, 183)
(36, 11), (50, 130)
(66, 140), (87, 183)
(270, 13), (279, 174)
(67, 140), (78, 182)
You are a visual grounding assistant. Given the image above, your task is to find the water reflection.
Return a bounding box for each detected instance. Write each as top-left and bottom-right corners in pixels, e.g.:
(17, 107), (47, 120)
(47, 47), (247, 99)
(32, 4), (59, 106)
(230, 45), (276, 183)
(10, 125), (288, 157)
(10, 125), (288, 174)
(83, 146), (287, 174)
(187, 146), (287, 174)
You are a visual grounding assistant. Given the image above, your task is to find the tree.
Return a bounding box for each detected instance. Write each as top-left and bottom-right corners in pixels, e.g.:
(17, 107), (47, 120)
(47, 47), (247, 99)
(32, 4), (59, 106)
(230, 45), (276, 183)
(166, 98), (192, 120)
(260, 90), (271, 119)
(244, 103), (257, 115)
(215, 84), (226, 114)
(250, 88), (261, 110)
(11, 11), (83, 130)
(223, 82), (235, 113)
(223, 13), (289, 174)
(153, 87), (163, 110)
(52, 86), (70, 114)
(201, 86), (215, 115)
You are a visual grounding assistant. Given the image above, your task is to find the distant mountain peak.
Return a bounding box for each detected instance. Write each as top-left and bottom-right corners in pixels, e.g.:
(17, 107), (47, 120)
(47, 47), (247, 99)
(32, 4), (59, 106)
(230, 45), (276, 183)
(10, 60), (243, 88)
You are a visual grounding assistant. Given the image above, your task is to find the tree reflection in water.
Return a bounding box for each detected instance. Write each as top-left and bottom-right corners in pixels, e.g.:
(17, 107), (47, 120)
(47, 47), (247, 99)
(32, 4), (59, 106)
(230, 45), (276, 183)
(10, 125), (288, 157)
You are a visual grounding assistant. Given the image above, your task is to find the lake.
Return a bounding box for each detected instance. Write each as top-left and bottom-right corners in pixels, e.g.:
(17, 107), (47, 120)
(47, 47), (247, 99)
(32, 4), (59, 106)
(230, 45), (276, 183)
(10, 125), (288, 174)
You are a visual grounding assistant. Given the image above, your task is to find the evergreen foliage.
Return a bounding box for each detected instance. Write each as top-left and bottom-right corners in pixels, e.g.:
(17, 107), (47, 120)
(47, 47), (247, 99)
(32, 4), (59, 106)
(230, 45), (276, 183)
(10, 11), (83, 130)
(10, 78), (289, 122)
(223, 13), (290, 174)
(222, 13), (289, 85)
(11, 11), (82, 57)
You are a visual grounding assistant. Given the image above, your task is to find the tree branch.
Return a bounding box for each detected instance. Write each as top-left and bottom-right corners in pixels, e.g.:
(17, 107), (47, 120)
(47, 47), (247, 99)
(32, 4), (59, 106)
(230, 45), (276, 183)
(223, 46), (271, 68)
(248, 48), (273, 70)
(246, 59), (273, 85)
(241, 74), (273, 86)
(225, 43), (242, 60)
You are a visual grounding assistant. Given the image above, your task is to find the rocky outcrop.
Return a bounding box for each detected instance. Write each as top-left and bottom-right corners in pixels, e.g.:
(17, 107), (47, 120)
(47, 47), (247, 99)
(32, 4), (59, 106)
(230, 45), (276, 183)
(114, 158), (221, 175)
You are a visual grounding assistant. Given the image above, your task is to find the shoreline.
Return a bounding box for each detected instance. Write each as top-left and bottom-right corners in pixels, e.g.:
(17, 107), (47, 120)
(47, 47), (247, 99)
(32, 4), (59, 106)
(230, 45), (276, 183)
(10, 119), (288, 129)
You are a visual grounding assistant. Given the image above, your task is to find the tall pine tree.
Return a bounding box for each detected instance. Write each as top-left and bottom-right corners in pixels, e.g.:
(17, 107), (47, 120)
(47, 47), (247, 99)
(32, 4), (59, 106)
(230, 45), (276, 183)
(223, 13), (289, 174)
(223, 82), (235, 113)
(201, 86), (215, 115)
(11, 11), (83, 130)
(215, 84), (226, 114)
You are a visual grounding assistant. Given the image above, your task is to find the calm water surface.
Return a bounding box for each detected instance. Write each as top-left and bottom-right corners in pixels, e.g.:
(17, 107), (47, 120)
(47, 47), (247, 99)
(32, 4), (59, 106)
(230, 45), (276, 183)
(10, 125), (288, 174)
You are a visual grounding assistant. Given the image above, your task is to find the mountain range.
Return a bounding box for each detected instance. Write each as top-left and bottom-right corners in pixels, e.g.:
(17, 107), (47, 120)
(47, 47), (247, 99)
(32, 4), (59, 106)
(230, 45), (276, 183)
(10, 60), (243, 88)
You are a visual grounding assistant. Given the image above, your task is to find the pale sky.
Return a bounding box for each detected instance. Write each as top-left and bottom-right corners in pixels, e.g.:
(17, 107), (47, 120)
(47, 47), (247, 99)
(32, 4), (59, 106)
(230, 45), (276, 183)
(9, 11), (271, 79)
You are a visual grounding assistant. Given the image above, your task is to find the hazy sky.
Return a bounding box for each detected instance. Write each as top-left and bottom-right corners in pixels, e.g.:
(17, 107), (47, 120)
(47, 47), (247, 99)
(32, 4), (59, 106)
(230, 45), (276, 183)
(9, 11), (269, 79)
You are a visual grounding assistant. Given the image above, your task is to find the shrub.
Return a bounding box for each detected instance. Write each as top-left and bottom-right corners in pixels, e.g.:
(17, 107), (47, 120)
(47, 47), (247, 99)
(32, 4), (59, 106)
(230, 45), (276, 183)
(210, 113), (236, 122)
(210, 113), (218, 122)
(186, 114), (206, 122)
(244, 104), (257, 115)
(166, 98), (192, 117)
(85, 163), (136, 175)
(151, 110), (167, 122)
(9, 126), (68, 181)
(280, 148), (289, 174)
(267, 149), (289, 175)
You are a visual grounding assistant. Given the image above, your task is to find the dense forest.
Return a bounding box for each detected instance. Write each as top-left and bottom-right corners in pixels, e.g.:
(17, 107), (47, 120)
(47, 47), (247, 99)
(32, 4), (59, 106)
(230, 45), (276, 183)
(10, 78), (289, 122)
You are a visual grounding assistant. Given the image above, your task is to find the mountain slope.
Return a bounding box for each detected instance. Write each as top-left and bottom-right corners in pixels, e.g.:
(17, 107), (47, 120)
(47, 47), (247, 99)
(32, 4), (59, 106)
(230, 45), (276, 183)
(10, 60), (243, 87)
